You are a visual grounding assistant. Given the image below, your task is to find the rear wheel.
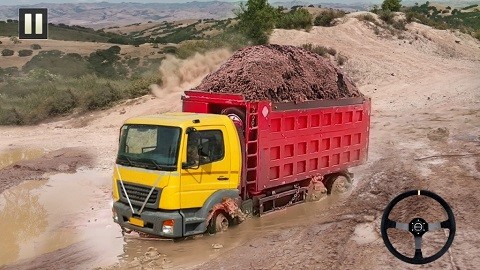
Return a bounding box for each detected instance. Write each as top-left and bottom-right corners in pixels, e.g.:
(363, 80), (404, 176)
(326, 175), (352, 194)
(208, 211), (229, 234)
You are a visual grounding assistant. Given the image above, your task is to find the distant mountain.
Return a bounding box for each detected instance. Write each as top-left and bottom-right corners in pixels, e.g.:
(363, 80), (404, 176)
(1, 0), (475, 30)
(0, 2), (236, 29)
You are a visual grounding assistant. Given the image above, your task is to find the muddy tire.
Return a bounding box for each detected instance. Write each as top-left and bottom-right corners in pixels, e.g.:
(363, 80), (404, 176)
(326, 175), (352, 194)
(208, 211), (230, 234)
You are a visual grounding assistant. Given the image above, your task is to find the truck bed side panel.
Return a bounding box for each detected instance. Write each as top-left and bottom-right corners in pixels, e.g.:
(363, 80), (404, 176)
(256, 99), (370, 191)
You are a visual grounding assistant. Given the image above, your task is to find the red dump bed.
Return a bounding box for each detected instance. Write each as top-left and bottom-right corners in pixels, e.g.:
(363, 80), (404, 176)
(182, 90), (370, 197)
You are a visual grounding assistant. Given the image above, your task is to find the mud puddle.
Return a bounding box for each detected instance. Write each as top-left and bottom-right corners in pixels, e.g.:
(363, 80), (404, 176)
(0, 148), (44, 170)
(0, 170), (123, 268)
(0, 167), (348, 269)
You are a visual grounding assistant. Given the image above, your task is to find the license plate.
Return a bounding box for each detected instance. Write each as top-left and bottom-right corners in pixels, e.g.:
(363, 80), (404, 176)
(129, 217), (144, 227)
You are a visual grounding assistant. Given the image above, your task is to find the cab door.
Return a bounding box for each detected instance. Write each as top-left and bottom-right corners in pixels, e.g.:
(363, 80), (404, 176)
(179, 126), (232, 209)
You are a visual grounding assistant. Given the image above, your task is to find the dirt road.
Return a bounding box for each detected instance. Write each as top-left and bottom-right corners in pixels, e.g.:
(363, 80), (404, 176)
(0, 14), (479, 269)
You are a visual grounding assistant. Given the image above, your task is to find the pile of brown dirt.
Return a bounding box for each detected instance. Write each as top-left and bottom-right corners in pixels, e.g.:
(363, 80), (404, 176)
(192, 44), (362, 102)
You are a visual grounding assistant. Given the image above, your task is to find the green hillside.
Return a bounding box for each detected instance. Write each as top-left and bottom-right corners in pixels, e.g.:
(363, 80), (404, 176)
(0, 21), (123, 43)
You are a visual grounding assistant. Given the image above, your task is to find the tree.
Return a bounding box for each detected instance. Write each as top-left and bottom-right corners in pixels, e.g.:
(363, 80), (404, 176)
(381, 0), (401, 12)
(236, 0), (278, 45)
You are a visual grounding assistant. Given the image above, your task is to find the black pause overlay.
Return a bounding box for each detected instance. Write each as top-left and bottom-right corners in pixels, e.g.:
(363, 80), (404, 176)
(19, 8), (48, 39)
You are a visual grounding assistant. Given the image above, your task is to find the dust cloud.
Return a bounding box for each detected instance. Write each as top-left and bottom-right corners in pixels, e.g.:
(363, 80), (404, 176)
(150, 49), (232, 97)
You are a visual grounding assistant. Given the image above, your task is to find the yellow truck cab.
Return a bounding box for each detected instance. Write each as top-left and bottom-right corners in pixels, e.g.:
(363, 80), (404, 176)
(112, 112), (242, 238)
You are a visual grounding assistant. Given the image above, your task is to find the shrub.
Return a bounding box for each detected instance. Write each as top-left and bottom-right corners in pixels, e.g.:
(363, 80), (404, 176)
(24, 50), (91, 77)
(107, 45), (121, 54)
(326, 47), (337, 56)
(405, 11), (416, 23)
(127, 74), (159, 98)
(47, 89), (77, 115)
(76, 76), (122, 110)
(163, 46), (178, 54)
(314, 9), (345, 27)
(20, 84), (77, 119)
(378, 10), (394, 24)
(1, 49), (14, 56)
(18, 49), (33, 57)
(3, 67), (19, 76)
(87, 48), (123, 78)
(301, 43), (333, 57)
(358, 13), (376, 23)
(66, 53), (83, 60)
(126, 57), (140, 69)
(392, 20), (406, 30)
(474, 30), (480, 41)
(277, 8), (313, 30)
(0, 108), (23, 125)
(31, 44), (42, 50)
(336, 54), (347, 65)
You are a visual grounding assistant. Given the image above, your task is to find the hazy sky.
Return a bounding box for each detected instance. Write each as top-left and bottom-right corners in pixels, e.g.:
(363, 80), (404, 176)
(2, 0), (379, 6)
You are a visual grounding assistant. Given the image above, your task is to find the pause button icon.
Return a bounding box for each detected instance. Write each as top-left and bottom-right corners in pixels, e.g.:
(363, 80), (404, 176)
(19, 8), (48, 39)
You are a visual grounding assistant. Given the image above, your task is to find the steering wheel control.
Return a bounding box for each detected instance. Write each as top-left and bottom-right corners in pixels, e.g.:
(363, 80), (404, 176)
(380, 190), (456, 264)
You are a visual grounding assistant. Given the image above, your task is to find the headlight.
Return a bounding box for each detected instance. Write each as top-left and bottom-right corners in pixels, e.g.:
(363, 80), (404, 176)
(162, 219), (175, 234)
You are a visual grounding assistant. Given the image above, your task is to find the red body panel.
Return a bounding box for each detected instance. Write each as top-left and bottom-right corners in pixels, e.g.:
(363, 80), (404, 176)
(182, 91), (371, 197)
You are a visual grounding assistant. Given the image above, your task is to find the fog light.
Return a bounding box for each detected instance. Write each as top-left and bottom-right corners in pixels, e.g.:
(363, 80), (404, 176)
(162, 219), (174, 234)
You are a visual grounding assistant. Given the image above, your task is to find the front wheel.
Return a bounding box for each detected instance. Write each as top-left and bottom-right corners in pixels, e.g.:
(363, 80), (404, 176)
(208, 211), (230, 234)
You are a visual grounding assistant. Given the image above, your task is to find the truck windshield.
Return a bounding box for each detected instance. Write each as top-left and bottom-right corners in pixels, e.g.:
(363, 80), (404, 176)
(117, 124), (181, 171)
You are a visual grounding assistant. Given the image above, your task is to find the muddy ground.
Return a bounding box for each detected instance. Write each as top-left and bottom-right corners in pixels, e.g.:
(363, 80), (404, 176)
(1, 14), (480, 270)
(0, 148), (93, 194)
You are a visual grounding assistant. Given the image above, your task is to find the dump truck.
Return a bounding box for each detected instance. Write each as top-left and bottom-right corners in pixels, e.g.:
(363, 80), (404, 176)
(112, 91), (371, 238)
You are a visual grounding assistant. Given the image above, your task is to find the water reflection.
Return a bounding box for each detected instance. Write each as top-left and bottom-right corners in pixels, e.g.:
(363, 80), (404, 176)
(0, 180), (48, 265)
(0, 171), (124, 268)
(0, 148), (44, 169)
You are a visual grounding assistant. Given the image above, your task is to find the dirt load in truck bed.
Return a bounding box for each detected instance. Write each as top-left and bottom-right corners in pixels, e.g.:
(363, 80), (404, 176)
(192, 44), (362, 102)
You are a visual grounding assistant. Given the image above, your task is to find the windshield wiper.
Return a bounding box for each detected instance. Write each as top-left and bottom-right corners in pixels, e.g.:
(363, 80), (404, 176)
(138, 158), (176, 171)
(117, 154), (134, 166)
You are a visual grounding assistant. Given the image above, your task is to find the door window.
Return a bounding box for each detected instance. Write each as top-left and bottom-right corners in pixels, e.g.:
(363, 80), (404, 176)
(187, 130), (224, 165)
